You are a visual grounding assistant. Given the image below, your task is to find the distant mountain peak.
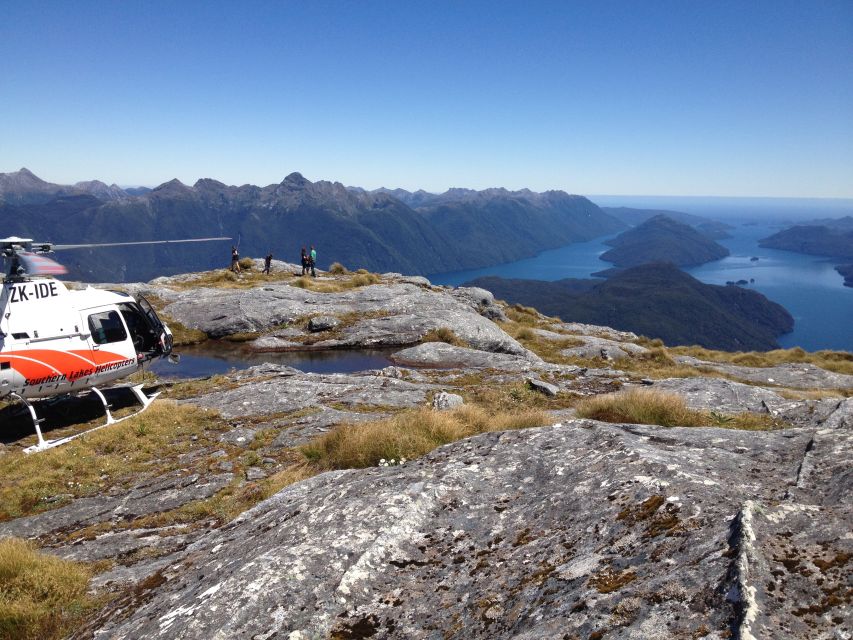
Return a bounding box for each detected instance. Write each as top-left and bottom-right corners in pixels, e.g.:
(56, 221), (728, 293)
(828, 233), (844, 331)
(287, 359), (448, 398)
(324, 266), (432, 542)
(283, 172), (309, 187)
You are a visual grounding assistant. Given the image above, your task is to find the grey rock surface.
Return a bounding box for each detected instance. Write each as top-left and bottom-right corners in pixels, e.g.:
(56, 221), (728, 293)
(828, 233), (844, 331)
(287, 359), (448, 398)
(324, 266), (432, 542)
(183, 365), (434, 419)
(390, 342), (546, 372)
(85, 417), (849, 640)
(652, 377), (788, 413)
(561, 335), (649, 361)
(554, 322), (640, 342)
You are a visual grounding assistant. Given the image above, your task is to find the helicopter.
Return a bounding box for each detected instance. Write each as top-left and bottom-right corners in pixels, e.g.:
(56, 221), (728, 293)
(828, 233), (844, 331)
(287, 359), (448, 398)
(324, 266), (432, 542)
(0, 235), (229, 453)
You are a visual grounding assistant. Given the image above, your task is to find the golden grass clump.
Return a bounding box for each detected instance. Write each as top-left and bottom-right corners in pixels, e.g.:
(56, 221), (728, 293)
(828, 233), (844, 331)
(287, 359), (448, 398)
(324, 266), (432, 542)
(670, 345), (853, 376)
(327, 262), (349, 275)
(301, 405), (549, 470)
(422, 327), (469, 347)
(0, 538), (94, 640)
(576, 388), (780, 430)
(576, 388), (703, 427)
(237, 257), (255, 270)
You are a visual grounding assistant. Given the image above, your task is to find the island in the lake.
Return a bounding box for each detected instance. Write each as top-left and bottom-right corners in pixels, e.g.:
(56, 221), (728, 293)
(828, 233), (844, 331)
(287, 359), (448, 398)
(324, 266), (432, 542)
(759, 217), (853, 288)
(465, 262), (793, 351)
(599, 215), (730, 268)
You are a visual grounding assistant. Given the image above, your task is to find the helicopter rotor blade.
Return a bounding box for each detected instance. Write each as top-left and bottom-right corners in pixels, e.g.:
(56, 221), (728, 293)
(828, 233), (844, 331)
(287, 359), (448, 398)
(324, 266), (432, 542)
(49, 237), (232, 251)
(18, 251), (69, 275)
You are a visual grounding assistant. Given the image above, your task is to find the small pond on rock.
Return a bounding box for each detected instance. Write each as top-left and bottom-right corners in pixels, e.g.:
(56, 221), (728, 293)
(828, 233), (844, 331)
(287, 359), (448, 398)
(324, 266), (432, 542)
(148, 343), (395, 379)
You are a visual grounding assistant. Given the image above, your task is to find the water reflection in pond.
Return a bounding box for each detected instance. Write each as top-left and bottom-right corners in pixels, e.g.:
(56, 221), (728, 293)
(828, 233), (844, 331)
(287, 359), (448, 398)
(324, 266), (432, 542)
(149, 342), (395, 379)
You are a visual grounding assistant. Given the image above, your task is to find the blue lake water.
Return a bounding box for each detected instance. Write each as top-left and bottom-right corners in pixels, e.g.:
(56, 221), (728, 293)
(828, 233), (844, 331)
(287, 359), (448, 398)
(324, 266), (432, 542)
(431, 218), (853, 352)
(150, 344), (393, 379)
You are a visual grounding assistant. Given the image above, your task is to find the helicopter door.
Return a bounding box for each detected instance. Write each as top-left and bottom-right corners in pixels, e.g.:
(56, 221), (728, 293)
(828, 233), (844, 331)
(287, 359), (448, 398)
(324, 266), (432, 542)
(117, 302), (160, 359)
(135, 295), (173, 357)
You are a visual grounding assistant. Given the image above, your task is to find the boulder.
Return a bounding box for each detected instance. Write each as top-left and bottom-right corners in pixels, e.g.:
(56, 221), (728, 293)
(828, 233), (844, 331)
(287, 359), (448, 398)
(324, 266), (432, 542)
(432, 391), (464, 411)
(526, 377), (559, 397)
(390, 343), (544, 372)
(307, 315), (340, 332)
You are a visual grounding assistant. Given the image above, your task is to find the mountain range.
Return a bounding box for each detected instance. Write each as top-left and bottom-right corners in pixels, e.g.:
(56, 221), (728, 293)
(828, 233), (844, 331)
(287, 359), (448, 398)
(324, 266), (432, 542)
(465, 263), (794, 351)
(0, 169), (624, 281)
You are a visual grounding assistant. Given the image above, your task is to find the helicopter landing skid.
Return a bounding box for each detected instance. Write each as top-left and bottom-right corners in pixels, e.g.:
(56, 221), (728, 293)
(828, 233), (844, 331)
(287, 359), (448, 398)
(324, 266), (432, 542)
(19, 384), (161, 454)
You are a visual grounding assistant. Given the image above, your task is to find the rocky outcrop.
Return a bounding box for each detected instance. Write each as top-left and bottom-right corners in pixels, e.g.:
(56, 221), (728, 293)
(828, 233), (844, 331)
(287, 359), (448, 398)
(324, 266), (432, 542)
(390, 342), (546, 371)
(142, 280), (529, 356)
(561, 335), (649, 361)
(674, 356), (853, 390)
(84, 411), (850, 640)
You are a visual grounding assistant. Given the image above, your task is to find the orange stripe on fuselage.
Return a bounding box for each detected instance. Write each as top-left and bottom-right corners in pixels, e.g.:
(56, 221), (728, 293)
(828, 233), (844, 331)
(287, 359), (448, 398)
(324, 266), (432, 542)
(68, 349), (127, 366)
(2, 349), (127, 382)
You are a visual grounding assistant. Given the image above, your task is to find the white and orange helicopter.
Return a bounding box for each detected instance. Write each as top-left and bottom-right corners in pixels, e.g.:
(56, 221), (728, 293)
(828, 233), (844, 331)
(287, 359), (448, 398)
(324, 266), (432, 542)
(0, 235), (228, 453)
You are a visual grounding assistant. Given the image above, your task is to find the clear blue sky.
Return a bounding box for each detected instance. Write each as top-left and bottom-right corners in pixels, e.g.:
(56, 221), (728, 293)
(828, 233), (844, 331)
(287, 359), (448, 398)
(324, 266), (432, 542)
(2, 0), (851, 197)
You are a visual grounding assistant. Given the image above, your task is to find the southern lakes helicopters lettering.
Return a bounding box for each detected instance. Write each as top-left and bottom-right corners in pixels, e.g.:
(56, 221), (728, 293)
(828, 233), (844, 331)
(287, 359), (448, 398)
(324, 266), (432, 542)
(24, 357), (137, 387)
(9, 281), (60, 303)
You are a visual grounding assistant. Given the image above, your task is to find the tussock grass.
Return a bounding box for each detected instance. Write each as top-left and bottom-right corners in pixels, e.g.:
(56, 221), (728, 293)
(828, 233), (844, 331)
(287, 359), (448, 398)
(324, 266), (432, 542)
(463, 380), (579, 411)
(237, 257), (254, 270)
(292, 272), (381, 293)
(301, 405), (550, 470)
(671, 345), (853, 376)
(163, 374), (241, 399)
(506, 304), (543, 327)
(422, 327), (468, 347)
(576, 388), (780, 430)
(0, 402), (226, 520)
(165, 318), (208, 346)
(577, 389), (703, 427)
(328, 262), (349, 275)
(0, 538), (94, 640)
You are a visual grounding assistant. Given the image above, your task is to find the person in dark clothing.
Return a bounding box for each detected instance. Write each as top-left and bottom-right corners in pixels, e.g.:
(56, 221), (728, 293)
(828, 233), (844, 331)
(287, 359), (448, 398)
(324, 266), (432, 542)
(230, 246), (241, 273)
(300, 247), (309, 275)
(309, 245), (317, 277)
(263, 252), (273, 275)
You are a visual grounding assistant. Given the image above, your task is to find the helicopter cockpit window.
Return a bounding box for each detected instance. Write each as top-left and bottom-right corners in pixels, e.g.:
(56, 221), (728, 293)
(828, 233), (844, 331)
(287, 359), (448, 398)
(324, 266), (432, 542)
(88, 311), (128, 345)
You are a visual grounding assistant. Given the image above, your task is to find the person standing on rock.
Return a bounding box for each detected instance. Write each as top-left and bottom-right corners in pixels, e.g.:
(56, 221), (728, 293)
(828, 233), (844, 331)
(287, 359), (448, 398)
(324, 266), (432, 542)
(310, 245), (317, 277)
(263, 251), (273, 275)
(301, 247), (309, 275)
(230, 246), (241, 273)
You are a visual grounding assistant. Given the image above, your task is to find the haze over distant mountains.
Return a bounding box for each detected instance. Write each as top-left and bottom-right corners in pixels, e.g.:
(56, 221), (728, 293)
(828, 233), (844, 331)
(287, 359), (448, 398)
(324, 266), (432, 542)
(601, 207), (734, 240)
(0, 169), (624, 281)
